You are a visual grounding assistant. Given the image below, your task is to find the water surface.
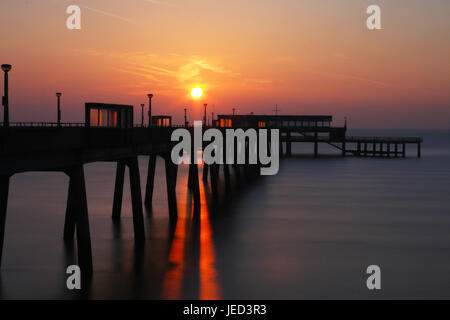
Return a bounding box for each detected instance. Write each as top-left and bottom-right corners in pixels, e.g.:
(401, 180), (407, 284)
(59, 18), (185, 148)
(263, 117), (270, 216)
(1, 130), (449, 299)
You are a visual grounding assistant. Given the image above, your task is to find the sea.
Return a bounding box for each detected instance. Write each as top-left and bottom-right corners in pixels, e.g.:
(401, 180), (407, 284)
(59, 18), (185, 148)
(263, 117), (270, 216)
(0, 129), (449, 299)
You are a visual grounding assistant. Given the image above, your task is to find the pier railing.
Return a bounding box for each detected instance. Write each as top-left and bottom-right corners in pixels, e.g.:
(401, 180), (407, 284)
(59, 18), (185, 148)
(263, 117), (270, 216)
(0, 122), (86, 127)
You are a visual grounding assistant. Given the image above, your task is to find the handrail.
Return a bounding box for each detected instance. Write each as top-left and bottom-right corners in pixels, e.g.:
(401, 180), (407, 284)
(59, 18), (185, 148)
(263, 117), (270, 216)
(0, 122), (86, 127)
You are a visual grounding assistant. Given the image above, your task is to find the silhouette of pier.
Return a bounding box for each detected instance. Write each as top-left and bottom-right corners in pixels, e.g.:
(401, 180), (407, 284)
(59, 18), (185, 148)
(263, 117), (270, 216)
(0, 114), (423, 275)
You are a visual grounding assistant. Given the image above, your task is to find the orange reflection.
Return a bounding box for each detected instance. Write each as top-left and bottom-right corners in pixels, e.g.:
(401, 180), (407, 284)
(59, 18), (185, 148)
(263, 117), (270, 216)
(199, 180), (221, 300)
(160, 209), (186, 299)
(161, 163), (221, 299)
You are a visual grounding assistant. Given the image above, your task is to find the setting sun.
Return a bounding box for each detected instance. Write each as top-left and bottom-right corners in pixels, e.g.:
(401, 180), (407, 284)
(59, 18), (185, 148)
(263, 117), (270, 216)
(190, 87), (203, 99)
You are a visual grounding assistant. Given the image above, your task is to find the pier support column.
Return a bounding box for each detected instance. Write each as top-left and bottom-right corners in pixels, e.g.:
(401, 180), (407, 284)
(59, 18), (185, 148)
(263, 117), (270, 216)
(65, 166), (93, 275)
(0, 175), (10, 267)
(387, 143), (391, 158)
(314, 132), (318, 157)
(164, 154), (178, 220)
(144, 155), (156, 208)
(417, 143), (421, 158)
(223, 139), (231, 191)
(189, 140), (201, 217)
(395, 144), (398, 157)
(210, 163), (219, 196)
(286, 132), (292, 157)
(279, 139), (284, 157)
(112, 161), (126, 222)
(223, 164), (231, 192)
(110, 158), (145, 243)
(189, 163), (201, 217)
(127, 157), (145, 244)
(364, 143), (368, 157)
(64, 174), (76, 242)
(402, 143), (406, 158)
(342, 140), (346, 157)
(357, 142), (361, 156)
(202, 164), (209, 182)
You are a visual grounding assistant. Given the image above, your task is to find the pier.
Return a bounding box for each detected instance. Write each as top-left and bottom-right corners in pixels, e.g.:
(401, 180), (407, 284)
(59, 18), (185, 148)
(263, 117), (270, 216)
(0, 111), (423, 274)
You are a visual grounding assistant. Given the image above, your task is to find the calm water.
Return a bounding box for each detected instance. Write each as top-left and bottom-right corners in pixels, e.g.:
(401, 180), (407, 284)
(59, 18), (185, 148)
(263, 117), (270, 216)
(1, 130), (450, 299)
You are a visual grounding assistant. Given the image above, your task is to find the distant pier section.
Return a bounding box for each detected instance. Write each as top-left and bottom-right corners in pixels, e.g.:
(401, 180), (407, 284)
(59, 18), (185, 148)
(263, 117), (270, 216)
(216, 114), (423, 158)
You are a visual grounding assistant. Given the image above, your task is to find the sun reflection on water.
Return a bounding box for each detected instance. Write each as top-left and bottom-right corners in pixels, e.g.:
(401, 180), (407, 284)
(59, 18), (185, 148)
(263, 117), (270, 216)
(161, 163), (221, 299)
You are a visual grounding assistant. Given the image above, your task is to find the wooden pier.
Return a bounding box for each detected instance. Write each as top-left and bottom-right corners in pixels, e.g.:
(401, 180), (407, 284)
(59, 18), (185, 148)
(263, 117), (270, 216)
(0, 115), (423, 274)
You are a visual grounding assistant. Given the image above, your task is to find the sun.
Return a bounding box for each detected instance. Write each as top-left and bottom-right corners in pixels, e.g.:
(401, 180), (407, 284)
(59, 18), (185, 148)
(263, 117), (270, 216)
(190, 86), (203, 99)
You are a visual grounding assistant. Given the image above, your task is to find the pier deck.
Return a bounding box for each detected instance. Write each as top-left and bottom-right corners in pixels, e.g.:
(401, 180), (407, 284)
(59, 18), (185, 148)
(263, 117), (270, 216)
(0, 119), (423, 274)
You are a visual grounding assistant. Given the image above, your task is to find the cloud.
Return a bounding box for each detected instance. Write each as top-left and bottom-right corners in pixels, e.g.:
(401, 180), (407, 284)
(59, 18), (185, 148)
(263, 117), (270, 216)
(80, 5), (135, 24)
(176, 59), (240, 83)
(81, 50), (240, 88)
(141, 0), (178, 7)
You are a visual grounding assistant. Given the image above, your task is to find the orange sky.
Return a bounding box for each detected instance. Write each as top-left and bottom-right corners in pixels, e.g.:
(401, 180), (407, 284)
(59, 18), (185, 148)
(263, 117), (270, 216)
(0, 0), (449, 128)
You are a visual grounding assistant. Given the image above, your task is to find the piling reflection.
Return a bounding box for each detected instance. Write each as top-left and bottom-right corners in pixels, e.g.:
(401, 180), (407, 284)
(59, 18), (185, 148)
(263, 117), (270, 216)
(198, 181), (221, 299)
(160, 163), (221, 299)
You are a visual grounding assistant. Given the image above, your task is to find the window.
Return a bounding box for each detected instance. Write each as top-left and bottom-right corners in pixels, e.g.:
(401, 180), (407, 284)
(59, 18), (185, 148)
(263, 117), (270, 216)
(90, 109), (98, 126)
(220, 119), (232, 127)
(109, 111), (117, 127)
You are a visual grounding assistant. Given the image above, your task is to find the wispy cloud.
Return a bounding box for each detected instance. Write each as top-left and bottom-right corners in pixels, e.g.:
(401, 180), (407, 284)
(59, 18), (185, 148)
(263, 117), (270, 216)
(80, 5), (135, 24)
(141, 0), (178, 7)
(81, 50), (240, 88)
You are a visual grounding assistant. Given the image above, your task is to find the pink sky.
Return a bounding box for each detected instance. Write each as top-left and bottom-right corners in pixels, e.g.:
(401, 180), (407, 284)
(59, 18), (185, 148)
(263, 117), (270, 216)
(0, 0), (449, 128)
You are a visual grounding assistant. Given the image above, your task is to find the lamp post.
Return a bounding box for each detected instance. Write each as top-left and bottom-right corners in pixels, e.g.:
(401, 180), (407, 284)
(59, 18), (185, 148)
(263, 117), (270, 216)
(184, 107), (187, 127)
(141, 104), (145, 127)
(56, 92), (62, 126)
(147, 94), (153, 126)
(203, 103), (207, 126)
(232, 108), (235, 116)
(1, 64), (12, 127)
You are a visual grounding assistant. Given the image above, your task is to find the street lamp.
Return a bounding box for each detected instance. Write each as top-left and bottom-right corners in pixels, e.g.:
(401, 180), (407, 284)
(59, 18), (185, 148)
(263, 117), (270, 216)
(56, 92), (62, 126)
(2, 64), (12, 127)
(203, 103), (207, 126)
(147, 94), (153, 126)
(184, 107), (188, 127)
(141, 104), (145, 127)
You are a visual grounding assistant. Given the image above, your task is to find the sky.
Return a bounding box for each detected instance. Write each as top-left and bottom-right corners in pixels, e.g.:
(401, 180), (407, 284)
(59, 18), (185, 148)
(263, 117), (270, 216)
(0, 0), (449, 128)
